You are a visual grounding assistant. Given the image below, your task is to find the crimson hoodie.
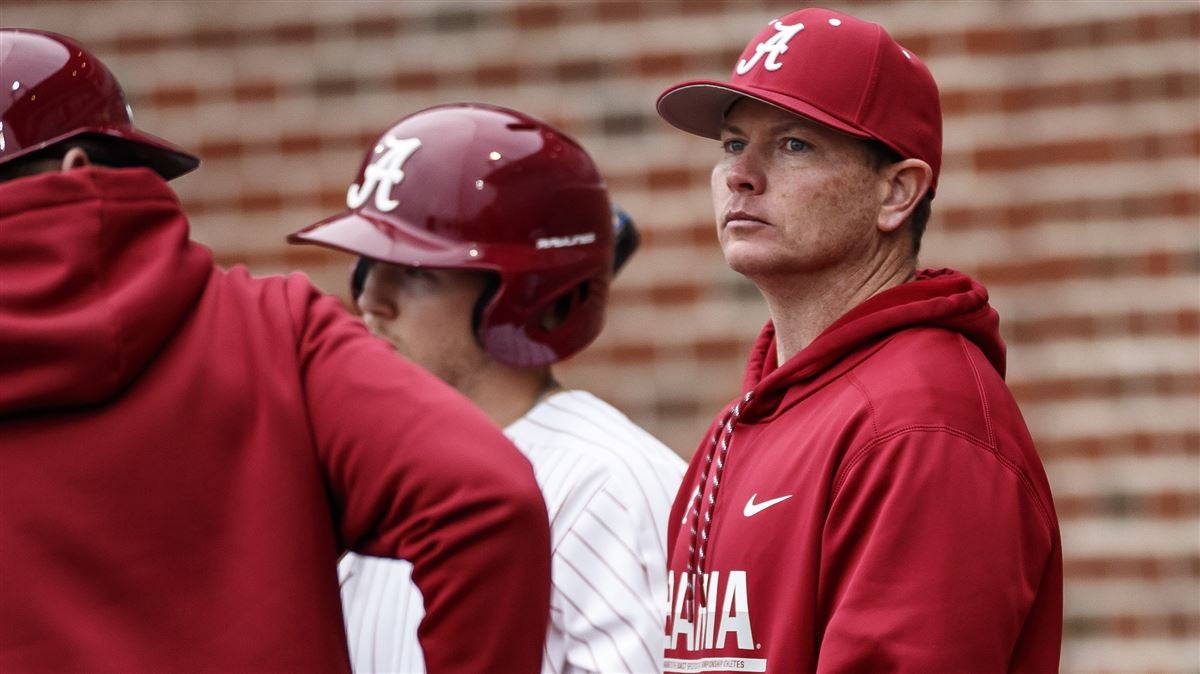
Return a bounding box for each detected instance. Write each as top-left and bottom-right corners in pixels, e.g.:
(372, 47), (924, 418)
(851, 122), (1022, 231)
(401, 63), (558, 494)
(0, 168), (551, 673)
(664, 269), (1062, 673)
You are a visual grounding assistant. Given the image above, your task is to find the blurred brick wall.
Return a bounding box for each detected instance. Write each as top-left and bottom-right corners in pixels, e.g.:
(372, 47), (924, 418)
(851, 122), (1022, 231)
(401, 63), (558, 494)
(7, 1), (1198, 671)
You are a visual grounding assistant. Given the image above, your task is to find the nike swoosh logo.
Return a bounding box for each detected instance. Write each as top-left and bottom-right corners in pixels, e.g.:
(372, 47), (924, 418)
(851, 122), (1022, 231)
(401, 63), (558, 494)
(743, 493), (793, 517)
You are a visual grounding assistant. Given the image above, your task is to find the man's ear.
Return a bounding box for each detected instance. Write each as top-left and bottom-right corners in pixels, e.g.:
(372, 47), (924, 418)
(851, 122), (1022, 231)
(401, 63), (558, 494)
(876, 159), (932, 234)
(60, 146), (91, 172)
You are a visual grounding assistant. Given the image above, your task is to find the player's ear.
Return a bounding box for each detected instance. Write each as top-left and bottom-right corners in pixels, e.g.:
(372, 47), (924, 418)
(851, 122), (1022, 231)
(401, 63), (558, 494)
(61, 146), (91, 172)
(876, 158), (931, 234)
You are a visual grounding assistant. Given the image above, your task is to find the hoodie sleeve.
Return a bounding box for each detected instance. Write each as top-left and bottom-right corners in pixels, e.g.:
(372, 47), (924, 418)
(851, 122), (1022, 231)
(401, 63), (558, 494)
(815, 429), (1057, 673)
(288, 278), (551, 674)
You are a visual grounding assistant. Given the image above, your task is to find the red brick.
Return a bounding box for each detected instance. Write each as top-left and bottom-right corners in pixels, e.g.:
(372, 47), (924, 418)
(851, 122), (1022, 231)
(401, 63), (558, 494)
(1011, 373), (1200, 403)
(391, 70), (439, 90)
(678, 0), (727, 15)
(145, 85), (199, 108)
(316, 188), (347, 212)
(1055, 490), (1200, 519)
(233, 81), (279, 103)
(1080, 252), (1185, 281)
(1063, 614), (1200, 639)
(555, 58), (606, 82)
(112, 33), (167, 54)
(277, 133), (322, 154)
(594, 1), (642, 22)
(644, 168), (698, 190)
(610, 344), (658, 363)
(654, 398), (703, 418)
(938, 191), (1199, 232)
(963, 27), (1021, 54)
(271, 22), (317, 43)
(192, 27), (240, 50)
(1178, 309), (1200, 333)
(237, 192), (284, 213)
(512, 3), (562, 29)
(693, 338), (748, 361)
(473, 63), (522, 87)
(635, 52), (687, 77)
(971, 131), (1197, 172)
(194, 139), (245, 161)
(350, 16), (403, 38)
(1065, 554), (1200, 579)
(1037, 432), (1200, 460)
(650, 284), (702, 305)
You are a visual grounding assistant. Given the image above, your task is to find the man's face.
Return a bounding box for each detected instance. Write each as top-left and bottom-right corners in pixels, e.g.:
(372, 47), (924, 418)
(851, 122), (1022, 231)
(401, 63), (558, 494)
(356, 262), (493, 390)
(711, 98), (885, 280)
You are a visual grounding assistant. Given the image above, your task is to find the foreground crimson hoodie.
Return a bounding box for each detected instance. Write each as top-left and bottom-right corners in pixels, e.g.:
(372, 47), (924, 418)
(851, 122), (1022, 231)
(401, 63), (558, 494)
(0, 168), (551, 672)
(665, 269), (1062, 673)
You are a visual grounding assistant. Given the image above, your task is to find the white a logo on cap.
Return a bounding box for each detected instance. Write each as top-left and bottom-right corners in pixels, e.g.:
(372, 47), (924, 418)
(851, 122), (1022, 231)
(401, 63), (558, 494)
(347, 136), (422, 213)
(736, 20), (805, 75)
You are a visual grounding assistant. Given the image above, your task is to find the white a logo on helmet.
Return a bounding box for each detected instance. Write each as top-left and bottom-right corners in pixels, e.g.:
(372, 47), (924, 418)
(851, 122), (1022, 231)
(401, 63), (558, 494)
(346, 136), (422, 212)
(736, 20), (804, 75)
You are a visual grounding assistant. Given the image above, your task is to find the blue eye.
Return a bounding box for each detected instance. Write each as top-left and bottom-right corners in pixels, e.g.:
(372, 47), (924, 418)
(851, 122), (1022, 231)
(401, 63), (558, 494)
(722, 138), (746, 153)
(784, 138), (811, 152)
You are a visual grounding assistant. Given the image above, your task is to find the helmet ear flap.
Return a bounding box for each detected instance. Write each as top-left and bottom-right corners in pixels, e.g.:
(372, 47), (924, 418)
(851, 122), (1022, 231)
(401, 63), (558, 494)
(539, 280), (591, 332)
(474, 274), (606, 368)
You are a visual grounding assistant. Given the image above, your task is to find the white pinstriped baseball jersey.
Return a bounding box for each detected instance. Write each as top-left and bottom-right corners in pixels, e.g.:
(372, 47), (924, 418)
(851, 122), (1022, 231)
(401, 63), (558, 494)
(339, 389), (686, 673)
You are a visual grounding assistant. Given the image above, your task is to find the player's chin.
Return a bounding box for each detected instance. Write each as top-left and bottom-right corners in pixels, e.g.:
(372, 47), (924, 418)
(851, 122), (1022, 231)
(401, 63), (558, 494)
(720, 241), (784, 277)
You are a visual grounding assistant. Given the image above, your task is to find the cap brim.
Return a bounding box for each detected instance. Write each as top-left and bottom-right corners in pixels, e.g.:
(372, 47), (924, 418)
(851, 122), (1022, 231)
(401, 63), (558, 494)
(656, 79), (873, 142)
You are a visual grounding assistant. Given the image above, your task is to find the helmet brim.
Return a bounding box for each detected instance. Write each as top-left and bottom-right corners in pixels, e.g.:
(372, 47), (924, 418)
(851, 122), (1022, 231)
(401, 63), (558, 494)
(4, 127), (200, 181)
(94, 127), (200, 180)
(288, 209), (507, 269)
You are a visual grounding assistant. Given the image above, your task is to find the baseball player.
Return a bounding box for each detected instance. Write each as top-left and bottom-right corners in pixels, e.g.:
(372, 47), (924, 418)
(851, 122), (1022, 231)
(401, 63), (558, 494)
(289, 102), (687, 674)
(0, 30), (550, 673)
(654, 7), (1062, 672)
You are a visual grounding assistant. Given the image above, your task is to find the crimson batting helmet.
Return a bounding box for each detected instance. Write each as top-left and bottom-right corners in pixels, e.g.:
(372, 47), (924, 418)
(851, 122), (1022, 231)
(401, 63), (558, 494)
(289, 103), (613, 368)
(0, 29), (198, 180)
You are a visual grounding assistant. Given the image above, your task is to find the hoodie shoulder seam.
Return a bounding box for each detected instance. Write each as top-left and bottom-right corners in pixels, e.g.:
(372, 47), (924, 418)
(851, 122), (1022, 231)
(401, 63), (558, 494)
(832, 425), (1056, 534)
(959, 334), (996, 447)
(846, 373), (879, 438)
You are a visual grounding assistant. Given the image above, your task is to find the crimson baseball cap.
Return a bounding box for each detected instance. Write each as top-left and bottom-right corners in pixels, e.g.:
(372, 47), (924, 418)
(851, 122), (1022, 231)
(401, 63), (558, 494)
(656, 7), (942, 193)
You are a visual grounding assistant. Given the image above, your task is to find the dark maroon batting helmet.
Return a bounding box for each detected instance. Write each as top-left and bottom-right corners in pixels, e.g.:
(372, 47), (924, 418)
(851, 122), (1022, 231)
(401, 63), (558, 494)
(289, 102), (614, 368)
(0, 29), (198, 179)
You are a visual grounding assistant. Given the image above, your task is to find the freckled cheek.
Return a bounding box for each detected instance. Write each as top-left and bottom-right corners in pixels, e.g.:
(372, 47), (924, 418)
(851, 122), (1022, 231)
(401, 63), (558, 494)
(821, 172), (879, 226)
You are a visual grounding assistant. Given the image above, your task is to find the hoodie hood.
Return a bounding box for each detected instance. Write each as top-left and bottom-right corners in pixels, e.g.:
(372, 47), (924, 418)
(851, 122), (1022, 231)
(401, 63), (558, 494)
(0, 167), (212, 414)
(679, 268), (1007, 620)
(740, 268), (1005, 421)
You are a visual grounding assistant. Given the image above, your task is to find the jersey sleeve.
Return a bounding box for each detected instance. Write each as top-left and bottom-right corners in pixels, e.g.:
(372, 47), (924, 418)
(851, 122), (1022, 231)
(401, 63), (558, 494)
(288, 278), (551, 674)
(816, 429), (1059, 673)
(553, 477), (666, 674)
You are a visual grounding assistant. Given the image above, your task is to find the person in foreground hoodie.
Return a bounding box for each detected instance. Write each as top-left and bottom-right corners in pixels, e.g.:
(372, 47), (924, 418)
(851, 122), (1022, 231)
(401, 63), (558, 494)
(654, 7), (1062, 673)
(0, 29), (550, 673)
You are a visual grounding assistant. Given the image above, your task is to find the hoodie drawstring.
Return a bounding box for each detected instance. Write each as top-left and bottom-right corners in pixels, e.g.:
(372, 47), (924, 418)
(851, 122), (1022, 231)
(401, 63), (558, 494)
(684, 390), (753, 626)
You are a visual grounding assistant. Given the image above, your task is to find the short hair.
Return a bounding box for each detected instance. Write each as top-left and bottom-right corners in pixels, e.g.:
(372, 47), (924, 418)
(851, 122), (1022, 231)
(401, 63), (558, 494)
(0, 138), (126, 183)
(863, 140), (933, 257)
